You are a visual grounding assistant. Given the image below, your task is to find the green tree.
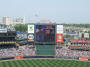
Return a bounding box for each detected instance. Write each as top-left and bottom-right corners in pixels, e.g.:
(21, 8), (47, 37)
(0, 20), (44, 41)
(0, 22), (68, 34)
(14, 24), (27, 32)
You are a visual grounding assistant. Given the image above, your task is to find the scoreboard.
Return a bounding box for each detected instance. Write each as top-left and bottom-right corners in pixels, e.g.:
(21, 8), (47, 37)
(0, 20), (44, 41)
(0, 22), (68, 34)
(28, 24), (64, 45)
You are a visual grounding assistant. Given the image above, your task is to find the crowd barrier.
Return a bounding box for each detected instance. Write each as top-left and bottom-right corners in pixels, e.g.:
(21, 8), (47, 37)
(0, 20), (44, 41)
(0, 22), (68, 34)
(0, 56), (90, 62)
(0, 56), (55, 61)
(79, 57), (90, 61)
(55, 56), (79, 60)
(0, 57), (14, 61)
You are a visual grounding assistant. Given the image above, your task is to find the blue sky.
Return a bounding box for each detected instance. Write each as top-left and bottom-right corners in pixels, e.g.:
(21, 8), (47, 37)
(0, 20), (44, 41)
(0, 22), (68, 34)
(0, 0), (90, 23)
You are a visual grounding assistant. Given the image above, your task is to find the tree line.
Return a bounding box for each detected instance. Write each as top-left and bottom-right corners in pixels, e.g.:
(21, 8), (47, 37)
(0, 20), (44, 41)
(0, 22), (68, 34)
(14, 24), (28, 32)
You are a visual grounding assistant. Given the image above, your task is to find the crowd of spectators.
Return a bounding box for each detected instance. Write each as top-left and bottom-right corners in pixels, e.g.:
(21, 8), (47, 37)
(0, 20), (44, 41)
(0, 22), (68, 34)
(0, 45), (36, 57)
(70, 43), (90, 47)
(56, 47), (90, 58)
(1, 45), (90, 58)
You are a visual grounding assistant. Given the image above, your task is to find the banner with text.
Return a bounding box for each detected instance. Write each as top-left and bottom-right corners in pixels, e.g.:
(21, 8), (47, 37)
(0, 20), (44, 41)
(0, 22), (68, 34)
(57, 25), (63, 34)
(28, 34), (34, 42)
(28, 25), (34, 33)
(56, 34), (63, 43)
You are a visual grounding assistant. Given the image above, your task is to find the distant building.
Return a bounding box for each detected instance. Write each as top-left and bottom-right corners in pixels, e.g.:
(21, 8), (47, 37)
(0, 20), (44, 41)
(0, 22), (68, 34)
(12, 17), (25, 25)
(0, 24), (16, 48)
(1, 17), (26, 25)
(3, 17), (10, 25)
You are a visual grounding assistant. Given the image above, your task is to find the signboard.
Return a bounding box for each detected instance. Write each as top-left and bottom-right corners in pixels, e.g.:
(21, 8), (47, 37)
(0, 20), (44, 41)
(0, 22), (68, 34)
(84, 33), (89, 38)
(28, 34), (34, 42)
(56, 34), (63, 43)
(57, 25), (63, 34)
(79, 57), (88, 61)
(0, 29), (7, 33)
(28, 25), (34, 33)
(16, 32), (28, 40)
(40, 20), (51, 23)
(76, 40), (88, 43)
(79, 32), (82, 38)
(14, 56), (24, 60)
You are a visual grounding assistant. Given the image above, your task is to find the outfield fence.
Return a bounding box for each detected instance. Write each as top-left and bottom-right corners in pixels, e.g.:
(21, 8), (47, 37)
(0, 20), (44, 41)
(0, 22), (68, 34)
(0, 56), (90, 62)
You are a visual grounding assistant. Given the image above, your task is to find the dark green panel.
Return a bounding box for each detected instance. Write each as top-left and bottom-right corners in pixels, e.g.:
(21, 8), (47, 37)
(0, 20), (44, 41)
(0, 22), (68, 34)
(36, 45), (55, 56)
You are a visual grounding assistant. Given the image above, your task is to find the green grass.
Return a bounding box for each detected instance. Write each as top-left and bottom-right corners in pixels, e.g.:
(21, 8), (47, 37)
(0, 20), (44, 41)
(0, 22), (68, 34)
(0, 59), (90, 67)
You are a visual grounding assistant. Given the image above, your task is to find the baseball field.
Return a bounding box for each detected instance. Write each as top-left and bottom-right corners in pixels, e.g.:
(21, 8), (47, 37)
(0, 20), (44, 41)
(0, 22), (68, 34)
(0, 59), (90, 67)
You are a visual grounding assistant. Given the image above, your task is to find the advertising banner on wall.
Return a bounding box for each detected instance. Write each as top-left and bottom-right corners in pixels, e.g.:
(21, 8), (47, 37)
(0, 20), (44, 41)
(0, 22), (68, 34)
(79, 32), (82, 38)
(57, 25), (63, 34)
(28, 34), (34, 42)
(0, 29), (7, 33)
(28, 25), (34, 33)
(14, 56), (24, 60)
(56, 34), (63, 43)
(84, 33), (89, 38)
(76, 40), (88, 43)
(16, 32), (28, 40)
(79, 57), (88, 61)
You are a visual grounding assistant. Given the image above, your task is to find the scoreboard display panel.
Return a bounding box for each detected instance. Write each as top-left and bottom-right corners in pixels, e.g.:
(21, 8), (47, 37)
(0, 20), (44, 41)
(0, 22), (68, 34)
(35, 25), (55, 44)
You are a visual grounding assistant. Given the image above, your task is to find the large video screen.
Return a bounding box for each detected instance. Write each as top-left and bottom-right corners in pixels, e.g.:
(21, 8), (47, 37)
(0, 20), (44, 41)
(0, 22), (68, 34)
(35, 25), (55, 44)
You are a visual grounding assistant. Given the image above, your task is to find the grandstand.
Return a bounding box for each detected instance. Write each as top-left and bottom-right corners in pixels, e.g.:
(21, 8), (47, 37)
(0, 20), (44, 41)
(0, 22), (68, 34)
(0, 24), (16, 48)
(0, 23), (90, 64)
(69, 40), (90, 51)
